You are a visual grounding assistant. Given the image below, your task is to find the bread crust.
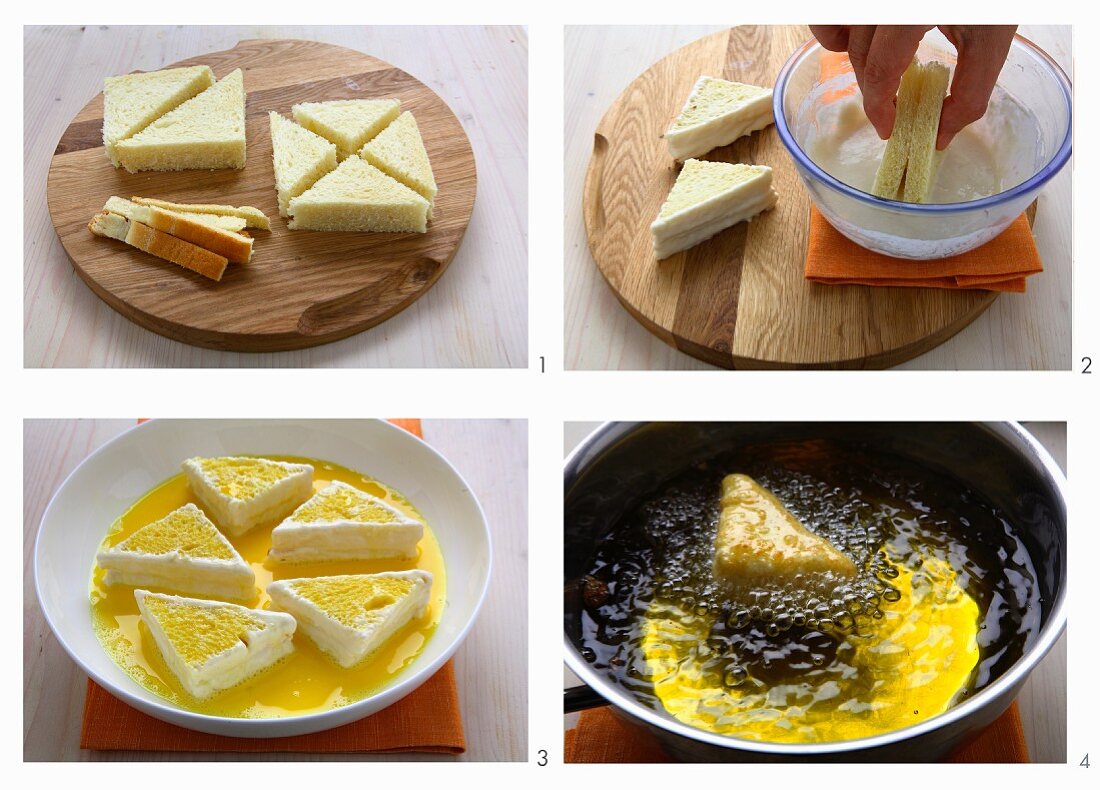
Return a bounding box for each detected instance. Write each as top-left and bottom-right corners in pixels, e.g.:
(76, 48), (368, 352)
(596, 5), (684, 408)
(125, 220), (228, 280)
(89, 212), (228, 281)
(131, 197), (270, 230)
(146, 205), (253, 264)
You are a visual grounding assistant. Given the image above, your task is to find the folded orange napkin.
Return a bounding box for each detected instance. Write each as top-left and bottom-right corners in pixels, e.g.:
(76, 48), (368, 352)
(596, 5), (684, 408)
(80, 417), (466, 754)
(805, 208), (1042, 292)
(565, 702), (1029, 763)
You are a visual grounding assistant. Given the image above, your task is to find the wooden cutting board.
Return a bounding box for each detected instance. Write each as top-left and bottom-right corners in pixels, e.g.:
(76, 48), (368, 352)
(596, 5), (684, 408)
(583, 26), (1015, 370)
(46, 39), (476, 352)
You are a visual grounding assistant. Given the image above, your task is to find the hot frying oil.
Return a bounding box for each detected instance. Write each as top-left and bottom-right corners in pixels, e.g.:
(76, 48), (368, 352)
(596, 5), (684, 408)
(578, 440), (1041, 743)
(90, 455), (447, 718)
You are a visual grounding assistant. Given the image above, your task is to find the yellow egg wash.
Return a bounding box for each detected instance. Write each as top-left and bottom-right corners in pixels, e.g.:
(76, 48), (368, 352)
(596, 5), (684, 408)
(641, 552), (979, 743)
(90, 455), (446, 718)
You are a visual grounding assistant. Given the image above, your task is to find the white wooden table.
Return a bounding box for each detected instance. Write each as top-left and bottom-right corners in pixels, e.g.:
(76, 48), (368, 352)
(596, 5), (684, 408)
(564, 26), (1071, 370)
(24, 26), (527, 368)
(23, 419), (528, 761)
(563, 421), (1067, 762)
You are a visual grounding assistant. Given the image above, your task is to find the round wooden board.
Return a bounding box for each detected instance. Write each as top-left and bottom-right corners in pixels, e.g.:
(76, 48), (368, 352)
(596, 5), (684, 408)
(46, 39), (476, 352)
(583, 26), (1015, 370)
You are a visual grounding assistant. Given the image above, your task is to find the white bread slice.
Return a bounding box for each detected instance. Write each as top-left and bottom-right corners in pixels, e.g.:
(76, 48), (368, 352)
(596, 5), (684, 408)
(114, 69), (247, 173)
(96, 503), (256, 601)
(267, 571), (432, 668)
(288, 155), (429, 233)
(102, 197), (252, 263)
(135, 589), (295, 699)
(131, 197), (270, 231)
(650, 159), (777, 259)
(902, 62), (951, 204)
(292, 99), (400, 160)
(103, 65), (214, 167)
(182, 456), (315, 537)
(88, 212), (228, 281)
(665, 76), (774, 161)
(269, 111), (338, 217)
(359, 111), (437, 214)
(872, 59), (923, 200)
(713, 474), (857, 591)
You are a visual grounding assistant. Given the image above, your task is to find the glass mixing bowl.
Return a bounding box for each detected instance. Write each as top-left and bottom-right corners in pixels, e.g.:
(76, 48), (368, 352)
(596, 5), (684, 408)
(773, 31), (1071, 259)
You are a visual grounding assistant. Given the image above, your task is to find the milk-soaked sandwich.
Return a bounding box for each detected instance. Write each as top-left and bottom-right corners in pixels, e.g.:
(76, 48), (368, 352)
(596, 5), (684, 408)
(267, 571), (433, 668)
(96, 503), (256, 601)
(665, 76), (774, 161)
(134, 589), (296, 699)
(651, 159), (778, 259)
(182, 456), (314, 537)
(872, 59), (951, 203)
(268, 480), (424, 563)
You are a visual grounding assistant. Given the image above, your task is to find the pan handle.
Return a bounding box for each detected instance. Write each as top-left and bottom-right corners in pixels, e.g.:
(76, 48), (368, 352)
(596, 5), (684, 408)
(564, 683), (609, 713)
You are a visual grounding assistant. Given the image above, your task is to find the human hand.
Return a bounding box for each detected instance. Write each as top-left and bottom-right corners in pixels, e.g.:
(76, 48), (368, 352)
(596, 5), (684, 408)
(810, 25), (1017, 149)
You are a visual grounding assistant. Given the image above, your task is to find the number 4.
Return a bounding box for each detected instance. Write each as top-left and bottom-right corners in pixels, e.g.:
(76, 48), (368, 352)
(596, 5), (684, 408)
(1081, 753), (1090, 767)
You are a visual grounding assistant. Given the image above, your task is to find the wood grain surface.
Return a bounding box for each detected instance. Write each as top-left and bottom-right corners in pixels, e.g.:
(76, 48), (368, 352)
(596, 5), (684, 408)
(562, 422), (1067, 763)
(571, 25), (1071, 370)
(45, 38), (476, 352)
(24, 419), (528, 761)
(26, 26), (526, 368)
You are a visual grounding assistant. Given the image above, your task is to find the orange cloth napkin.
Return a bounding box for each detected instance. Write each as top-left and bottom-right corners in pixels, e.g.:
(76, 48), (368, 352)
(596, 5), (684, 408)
(80, 417), (466, 754)
(805, 208), (1042, 292)
(565, 703), (1029, 763)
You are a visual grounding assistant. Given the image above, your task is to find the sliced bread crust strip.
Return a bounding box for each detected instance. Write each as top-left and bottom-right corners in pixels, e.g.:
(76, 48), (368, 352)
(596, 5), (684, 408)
(88, 212), (228, 281)
(131, 197), (270, 230)
(103, 197), (252, 263)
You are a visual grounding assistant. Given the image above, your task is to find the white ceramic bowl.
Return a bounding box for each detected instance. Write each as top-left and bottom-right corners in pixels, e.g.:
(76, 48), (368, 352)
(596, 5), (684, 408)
(33, 419), (492, 737)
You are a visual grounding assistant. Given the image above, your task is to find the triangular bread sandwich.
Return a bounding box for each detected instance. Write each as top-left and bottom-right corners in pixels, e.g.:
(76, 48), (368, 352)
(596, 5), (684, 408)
(713, 473), (857, 593)
(268, 480), (424, 563)
(103, 65), (215, 167)
(287, 155), (430, 233)
(359, 110), (437, 215)
(96, 503), (256, 600)
(114, 69), (247, 173)
(292, 99), (401, 160)
(665, 76), (774, 161)
(267, 571), (432, 668)
(88, 211), (228, 281)
(650, 159), (778, 259)
(872, 59), (951, 203)
(102, 197), (252, 264)
(269, 111), (338, 217)
(135, 589), (295, 699)
(182, 456), (314, 537)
